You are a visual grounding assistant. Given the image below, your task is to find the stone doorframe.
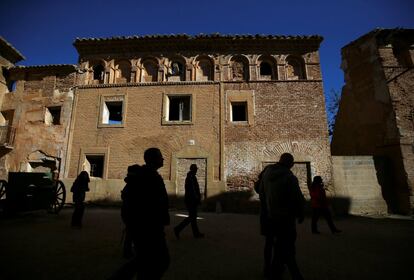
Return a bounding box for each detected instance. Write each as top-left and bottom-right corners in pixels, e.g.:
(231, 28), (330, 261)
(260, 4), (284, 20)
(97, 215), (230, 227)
(170, 145), (214, 198)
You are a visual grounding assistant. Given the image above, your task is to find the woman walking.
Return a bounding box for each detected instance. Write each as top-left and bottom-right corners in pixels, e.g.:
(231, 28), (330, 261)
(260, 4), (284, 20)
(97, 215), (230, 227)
(309, 176), (341, 234)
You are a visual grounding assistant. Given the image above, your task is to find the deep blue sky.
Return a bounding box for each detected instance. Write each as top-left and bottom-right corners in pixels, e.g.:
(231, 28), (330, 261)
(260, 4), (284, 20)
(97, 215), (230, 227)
(1, 0), (413, 95)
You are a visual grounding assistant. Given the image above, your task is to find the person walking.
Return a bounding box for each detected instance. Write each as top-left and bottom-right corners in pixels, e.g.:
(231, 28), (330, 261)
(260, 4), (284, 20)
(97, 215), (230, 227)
(174, 164), (204, 239)
(71, 171), (90, 228)
(254, 165), (273, 279)
(309, 176), (341, 234)
(261, 153), (305, 280)
(109, 147), (170, 280)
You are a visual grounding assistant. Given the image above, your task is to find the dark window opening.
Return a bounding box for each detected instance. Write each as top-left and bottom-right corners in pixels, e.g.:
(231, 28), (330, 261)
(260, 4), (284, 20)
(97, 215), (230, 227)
(168, 96), (191, 121)
(86, 155), (104, 178)
(104, 101), (123, 125)
(7, 80), (16, 92)
(171, 62), (183, 76)
(93, 64), (105, 81)
(393, 47), (413, 67)
(47, 106), (61, 125)
(260, 62), (273, 76)
(231, 102), (247, 122)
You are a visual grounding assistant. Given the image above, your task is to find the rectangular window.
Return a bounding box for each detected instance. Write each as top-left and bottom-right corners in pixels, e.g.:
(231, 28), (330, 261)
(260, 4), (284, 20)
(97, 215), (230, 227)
(102, 101), (123, 125)
(231, 102), (248, 122)
(46, 106), (61, 125)
(168, 96), (191, 121)
(99, 95), (125, 128)
(85, 155), (104, 178)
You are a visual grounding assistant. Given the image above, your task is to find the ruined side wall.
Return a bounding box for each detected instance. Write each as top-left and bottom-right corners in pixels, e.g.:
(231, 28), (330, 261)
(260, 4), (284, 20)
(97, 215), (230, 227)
(332, 32), (414, 214)
(67, 83), (222, 198)
(332, 156), (388, 215)
(224, 81), (331, 196)
(387, 69), (414, 212)
(332, 38), (398, 155)
(0, 71), (76, 179)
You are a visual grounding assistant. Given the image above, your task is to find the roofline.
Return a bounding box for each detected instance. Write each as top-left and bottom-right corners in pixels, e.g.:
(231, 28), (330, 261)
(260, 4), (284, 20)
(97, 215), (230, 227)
(73, 33), (323, 56)
(0, 36), (25, 63)
(342, 28), (414, 50)
(74, 33), (323, 44)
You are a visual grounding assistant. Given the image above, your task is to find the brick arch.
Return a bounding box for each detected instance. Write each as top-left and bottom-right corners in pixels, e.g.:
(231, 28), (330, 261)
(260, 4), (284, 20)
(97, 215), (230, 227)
(166, 55), (187, 81)
(285, 55), (306, 80)
(263, 141), (323, 162)
(193, 55), (215, 81)
(257, 55), (278, 80)
(114, 59), (132, 83)
(229, 55), (250, 81)
(140, 57), (159, 82)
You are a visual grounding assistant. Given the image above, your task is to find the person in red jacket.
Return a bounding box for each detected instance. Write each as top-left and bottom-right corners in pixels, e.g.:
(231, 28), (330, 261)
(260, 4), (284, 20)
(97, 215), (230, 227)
(309, 176), (341, 234)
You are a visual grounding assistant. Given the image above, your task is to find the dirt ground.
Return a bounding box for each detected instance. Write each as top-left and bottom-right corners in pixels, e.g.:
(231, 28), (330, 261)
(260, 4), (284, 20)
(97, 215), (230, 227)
(0, 207), (413, 280)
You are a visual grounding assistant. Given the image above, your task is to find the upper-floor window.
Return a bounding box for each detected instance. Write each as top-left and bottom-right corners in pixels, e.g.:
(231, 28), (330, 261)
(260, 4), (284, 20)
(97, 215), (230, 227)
(168, 96), (191, 121)
(231, 102), (248, 122)
(99, 95), (125, 127)
(45, 106), (62, 125)
(142, 59), (158, 82)
(285, 56), (305, 80)
(163, 94), (192, 125)
(231, 56), (249, 81)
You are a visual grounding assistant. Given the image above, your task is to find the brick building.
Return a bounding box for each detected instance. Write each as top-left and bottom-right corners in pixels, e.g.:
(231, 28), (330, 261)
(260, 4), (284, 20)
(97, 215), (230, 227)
(332, 29), (414, 215)
(0, 34), (330, 205)
(65, 34), (331, 202)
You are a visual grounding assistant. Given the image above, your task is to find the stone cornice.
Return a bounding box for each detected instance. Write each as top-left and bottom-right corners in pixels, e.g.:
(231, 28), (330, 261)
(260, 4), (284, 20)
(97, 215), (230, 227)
(77, 79), (322, 89)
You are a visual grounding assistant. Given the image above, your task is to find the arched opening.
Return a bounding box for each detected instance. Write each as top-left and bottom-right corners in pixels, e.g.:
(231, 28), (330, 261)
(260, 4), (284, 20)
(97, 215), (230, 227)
(230, 56), (249, 81)
(196, 58), (213, 81)
(286, 56), (305, 80)
(142, 59), (158, 82)
(258, 56), (277, 80)
(92, 64), (105, 83)
(115, 60), (131, 83)
(168, 59), (185, 81)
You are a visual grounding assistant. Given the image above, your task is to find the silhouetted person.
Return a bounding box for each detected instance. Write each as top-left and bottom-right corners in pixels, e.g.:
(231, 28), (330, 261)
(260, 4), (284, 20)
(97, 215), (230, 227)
(261, 153), (305, 280)
(254, 165), (273, 279)
(309, 176), (341, 234)
(174, 164), (204, 239)
(109, 148), (170, 280)
(121, 164), (140, 259)
(71, 171), (90, 228)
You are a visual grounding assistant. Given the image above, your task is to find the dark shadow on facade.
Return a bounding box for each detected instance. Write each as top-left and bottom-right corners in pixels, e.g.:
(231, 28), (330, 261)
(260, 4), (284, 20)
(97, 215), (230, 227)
(373, 155), (397, 213)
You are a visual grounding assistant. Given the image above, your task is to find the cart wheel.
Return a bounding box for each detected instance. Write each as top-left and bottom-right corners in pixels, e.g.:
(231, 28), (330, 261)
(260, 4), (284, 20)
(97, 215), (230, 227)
(49, 180), (66, 214)
(0, 180), (7, 200)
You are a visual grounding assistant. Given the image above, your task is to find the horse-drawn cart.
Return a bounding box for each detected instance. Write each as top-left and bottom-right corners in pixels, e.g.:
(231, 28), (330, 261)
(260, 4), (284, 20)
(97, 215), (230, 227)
(0, 172), (66, 214)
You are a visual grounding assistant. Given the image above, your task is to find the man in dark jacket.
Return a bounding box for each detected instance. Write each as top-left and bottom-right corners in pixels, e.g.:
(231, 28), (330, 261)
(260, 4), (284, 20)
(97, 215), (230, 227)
(110, 148), (170, 280)
(174, 164), (204, 239)
(261, 153), (305, 280)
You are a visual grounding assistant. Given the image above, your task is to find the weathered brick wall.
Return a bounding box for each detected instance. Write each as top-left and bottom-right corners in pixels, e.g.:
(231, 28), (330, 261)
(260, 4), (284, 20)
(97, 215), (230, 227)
(67, 83), (221, 185)
(0, 69), (76, 179)
(224, 81), (331, 194)
(332, 29), (414, 214)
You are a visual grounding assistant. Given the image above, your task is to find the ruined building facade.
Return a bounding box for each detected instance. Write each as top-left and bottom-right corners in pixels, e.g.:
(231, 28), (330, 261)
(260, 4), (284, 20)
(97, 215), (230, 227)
(332, 29), (414, 214)
(1, 35), (331, 203)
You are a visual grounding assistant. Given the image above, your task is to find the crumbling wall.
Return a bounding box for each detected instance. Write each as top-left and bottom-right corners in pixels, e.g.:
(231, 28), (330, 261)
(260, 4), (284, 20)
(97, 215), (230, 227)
(0, 68), (76, 180)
